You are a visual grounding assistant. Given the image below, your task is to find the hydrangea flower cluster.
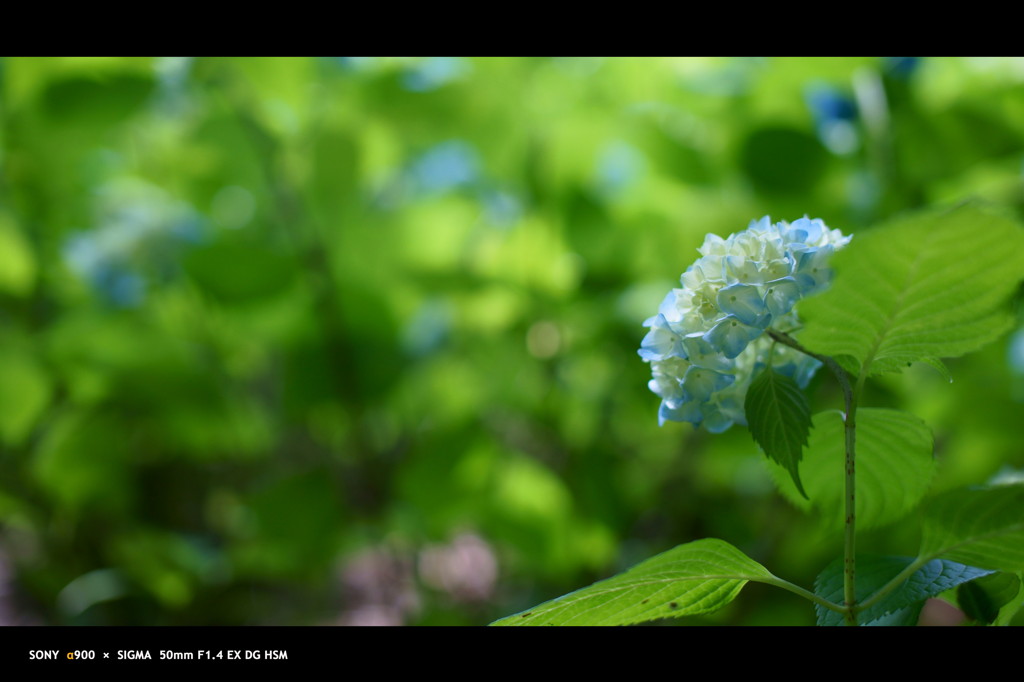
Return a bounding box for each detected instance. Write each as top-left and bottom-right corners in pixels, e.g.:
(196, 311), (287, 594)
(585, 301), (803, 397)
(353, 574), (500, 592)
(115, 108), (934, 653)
(639, 216), (852, 432)
(63, 177), (204, 307)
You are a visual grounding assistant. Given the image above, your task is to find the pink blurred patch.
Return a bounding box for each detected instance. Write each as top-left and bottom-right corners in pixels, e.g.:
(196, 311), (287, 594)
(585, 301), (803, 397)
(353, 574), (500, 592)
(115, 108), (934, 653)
(418, 532), (498, 604)
(918, 598), (967, 626)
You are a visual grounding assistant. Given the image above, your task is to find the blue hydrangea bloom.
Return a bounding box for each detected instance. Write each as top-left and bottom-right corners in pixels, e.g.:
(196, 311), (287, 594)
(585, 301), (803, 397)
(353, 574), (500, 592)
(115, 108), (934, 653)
(63, 177), (204, 307)
(402, 57), (471, 92)
(639, 216), (851, 431)
(883, 57), (921, 79)
(409, 140), (480, 195)
(804, 83), (860, 155)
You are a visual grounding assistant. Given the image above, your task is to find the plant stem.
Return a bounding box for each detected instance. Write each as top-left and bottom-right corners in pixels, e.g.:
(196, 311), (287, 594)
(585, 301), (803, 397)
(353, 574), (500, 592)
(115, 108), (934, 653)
(853, 556), (929, 614)
(843, 376), (861, 625)
(763, 575), (847, 614)
(767, 329), (860, 625)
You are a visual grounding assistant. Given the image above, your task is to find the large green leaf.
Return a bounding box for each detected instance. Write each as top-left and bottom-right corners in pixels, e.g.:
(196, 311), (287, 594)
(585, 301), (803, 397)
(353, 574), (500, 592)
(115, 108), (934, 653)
(490, 538), (776, 626)
(919, 484), (1024, 572)
(814, 554), (992, 626)
(745, 368), (811, 498)
(769, 408), (934, 531)
(798, 202), (1024, 376)
(957, 572), (1021, 624)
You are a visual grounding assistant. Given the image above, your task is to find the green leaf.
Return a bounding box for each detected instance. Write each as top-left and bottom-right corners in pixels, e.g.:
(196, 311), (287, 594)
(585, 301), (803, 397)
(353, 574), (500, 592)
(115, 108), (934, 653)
(864, 605), (925, 626)
(0, 345), (53, 446)
(957, 572), (1021, 624)
(919, 484), (1024, 572)
(918, 357), (953, 383)
(740, 126), (828, 195)
(0, 212), (37, 297)
(799, 202), (1024, 377)
(183, 241), (296, 304)
(768, 408), (934, 531)
(490, 538), (776, 626)
(745, 367), (812, 499)
(814, 555), (992, 626)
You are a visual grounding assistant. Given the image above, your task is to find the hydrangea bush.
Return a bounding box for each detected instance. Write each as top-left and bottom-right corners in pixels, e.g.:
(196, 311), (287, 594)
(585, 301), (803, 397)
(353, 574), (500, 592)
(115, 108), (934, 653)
(639, 216), (850, 432)
(494, 203), (1024, 627)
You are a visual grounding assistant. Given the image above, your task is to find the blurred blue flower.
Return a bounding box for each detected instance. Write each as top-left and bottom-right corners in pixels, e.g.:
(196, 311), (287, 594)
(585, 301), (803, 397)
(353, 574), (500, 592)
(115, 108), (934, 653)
(64, 235), (144, 307)
(410, 140), (480, 196)
(883, 57), (921, 79)
(63, 178), (205, 307)
(806, 85), (857, 125)
(1008, 326), (1024, 375)
(1007, 326), (1024, 403)
(152, 57), (195, 118)
(402, 57), (471, 92)
(94, 266), (146, 307)
(805, 83), (859, 155)
(480, 188), (523, 227)
(594, 141), (646, 199)
(333, 56), (379, 72)
(377, 140), (527, 230)
(403, 298), (453, 357)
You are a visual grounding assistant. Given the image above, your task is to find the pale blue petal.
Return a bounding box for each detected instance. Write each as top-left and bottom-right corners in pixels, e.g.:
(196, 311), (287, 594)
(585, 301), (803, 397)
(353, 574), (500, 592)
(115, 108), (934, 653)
(774, 356), (823, 388)
(657, 290), (681, 321)
(794, 246), (835, 294)
(704, 316), (764, 358)
(681, 334), (732, 372)
(701, 403), (734, 433)
(763, 277), (802, 317)
(717, 283), (767, 326)
(698, 255), (727, 282)
(724, 255), (766, 284)
(785, 222), (809, 244)
(638, 313), (686, 361)
(748, 215), (772, 233)
(648, 375), (684, 403)
(659, 399), (703, 426)
(682, 365), (734, 402)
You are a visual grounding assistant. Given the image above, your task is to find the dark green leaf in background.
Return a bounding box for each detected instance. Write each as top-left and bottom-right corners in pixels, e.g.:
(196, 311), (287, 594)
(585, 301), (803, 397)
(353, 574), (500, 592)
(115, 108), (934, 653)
(740, 126), (828, 196)
(183, 241), (296, 304)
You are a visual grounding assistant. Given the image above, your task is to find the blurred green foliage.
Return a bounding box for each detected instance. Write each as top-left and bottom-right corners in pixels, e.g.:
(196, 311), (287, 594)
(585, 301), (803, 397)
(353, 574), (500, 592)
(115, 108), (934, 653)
(0, 56), (1022, 625)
